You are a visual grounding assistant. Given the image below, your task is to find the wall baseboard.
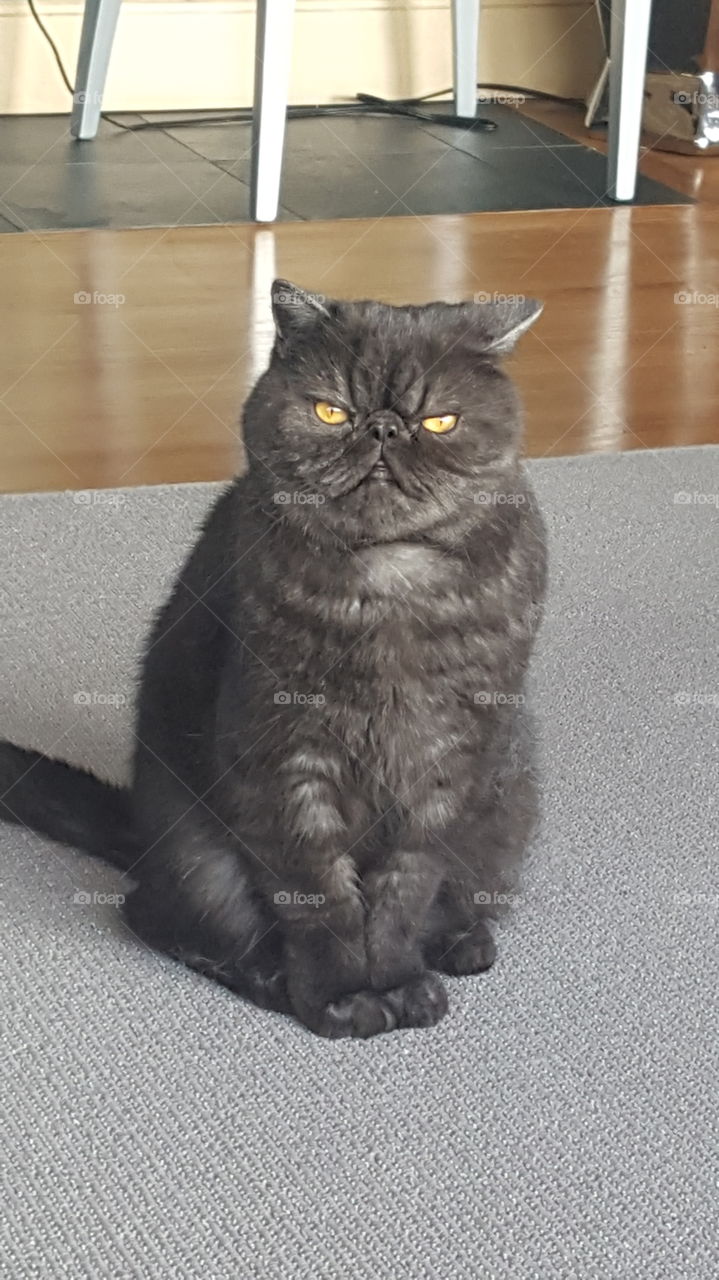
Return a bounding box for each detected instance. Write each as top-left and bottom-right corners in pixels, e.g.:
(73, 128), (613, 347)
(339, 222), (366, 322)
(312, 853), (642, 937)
(1, 0), (602, 115)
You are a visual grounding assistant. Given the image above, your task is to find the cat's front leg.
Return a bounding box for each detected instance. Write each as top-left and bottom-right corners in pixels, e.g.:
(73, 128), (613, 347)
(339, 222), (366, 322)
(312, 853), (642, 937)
(275, 858), (445, 1039)
(422, 877), (498, 976)
(276, 869), (392, 1039)
(363, 850), (448, 1029)
(261, 757), (420, 1038)
(264, 759), (447, 1037)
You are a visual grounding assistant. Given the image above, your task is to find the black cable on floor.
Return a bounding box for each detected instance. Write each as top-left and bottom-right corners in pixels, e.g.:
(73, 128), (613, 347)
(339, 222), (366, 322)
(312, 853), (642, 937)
(111, 99), (496, 131)
(102, 87), (584, 133)
(26, 0), (74, 95)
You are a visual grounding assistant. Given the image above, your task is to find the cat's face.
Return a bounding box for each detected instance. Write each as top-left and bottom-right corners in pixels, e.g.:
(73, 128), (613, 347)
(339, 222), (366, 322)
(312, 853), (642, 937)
(243, 282), (542, 546)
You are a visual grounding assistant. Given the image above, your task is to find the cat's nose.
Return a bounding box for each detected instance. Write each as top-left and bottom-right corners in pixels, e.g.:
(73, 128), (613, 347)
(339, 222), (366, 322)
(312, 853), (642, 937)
(368, 414), (400, 444)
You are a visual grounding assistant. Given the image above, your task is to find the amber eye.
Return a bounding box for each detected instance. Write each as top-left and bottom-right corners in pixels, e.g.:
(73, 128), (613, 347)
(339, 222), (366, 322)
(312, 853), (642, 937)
(314, 401), (348, 425)
(421, 413), (458, 435)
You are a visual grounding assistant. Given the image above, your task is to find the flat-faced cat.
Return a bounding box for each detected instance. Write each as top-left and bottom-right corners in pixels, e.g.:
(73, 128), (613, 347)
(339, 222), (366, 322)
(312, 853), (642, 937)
(0, 281), (547, 1038)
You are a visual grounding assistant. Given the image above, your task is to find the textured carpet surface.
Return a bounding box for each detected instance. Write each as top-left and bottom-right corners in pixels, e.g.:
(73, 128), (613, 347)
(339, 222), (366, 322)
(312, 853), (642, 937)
(1, 448), (718, 1280)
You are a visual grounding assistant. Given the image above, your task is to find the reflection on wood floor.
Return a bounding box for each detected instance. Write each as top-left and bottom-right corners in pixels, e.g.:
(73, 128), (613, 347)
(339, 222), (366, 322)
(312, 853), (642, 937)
(1, 199), (717, 493)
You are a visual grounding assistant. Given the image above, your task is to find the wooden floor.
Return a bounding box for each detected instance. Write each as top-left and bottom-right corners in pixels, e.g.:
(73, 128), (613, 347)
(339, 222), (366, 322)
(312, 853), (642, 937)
(1, 115), (718, 493)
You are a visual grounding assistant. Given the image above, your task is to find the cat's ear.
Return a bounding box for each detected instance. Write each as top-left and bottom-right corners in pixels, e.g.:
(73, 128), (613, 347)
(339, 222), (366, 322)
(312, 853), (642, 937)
(473, 296), (543, 355)
(271, 280), (329, 346)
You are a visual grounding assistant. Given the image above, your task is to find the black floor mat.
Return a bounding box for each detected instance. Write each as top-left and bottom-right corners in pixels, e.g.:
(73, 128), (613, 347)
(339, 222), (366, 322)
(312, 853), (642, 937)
(0, 106), (688, 232)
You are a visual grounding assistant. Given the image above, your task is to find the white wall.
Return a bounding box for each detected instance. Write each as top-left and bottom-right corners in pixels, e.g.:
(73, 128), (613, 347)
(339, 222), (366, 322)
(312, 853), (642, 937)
(1, 0), (603, 115)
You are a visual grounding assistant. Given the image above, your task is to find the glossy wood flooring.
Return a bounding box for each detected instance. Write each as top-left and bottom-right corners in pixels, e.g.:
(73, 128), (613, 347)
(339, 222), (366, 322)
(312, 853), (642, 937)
(1, 196), (718, 493)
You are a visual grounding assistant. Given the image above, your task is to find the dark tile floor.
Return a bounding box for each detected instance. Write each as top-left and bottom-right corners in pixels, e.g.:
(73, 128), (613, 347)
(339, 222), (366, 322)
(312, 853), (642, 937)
(0, 104), (688, 232)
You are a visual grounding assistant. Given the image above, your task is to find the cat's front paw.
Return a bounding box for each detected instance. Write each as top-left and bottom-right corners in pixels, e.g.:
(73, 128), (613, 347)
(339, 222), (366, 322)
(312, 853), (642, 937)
(428, 925), (497, 976)
(382, 972), (449, 1028)
(302, 989), (399, 1039)
(294, 975), (448, 1039)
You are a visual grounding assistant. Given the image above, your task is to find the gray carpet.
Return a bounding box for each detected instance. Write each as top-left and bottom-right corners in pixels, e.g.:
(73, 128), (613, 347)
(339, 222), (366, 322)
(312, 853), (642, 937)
(1, 447), (718, 1279)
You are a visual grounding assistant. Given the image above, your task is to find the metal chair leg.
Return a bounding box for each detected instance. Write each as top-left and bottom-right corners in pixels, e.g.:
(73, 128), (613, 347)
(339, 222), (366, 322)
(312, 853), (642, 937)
(70, 0), (123, 139)
(451, 0), (480, 119)
(607, 0), (653, 201)
(250, 0), (296, 222)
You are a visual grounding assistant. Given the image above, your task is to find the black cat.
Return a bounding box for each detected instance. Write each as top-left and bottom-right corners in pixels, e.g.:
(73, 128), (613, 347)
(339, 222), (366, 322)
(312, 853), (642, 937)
(0, 281), (547, 1039)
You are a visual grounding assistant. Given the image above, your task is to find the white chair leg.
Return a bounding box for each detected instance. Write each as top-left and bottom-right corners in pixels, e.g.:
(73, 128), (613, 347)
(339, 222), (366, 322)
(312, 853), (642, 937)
(70, 0), (123, 139)
(607, 0), (653, 201)
(451, 0), (480, 119)
(250, 0), (295, 222)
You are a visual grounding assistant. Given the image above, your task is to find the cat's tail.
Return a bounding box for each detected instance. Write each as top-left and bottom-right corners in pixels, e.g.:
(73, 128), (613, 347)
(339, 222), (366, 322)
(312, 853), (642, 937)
(0, 740), (138, 871)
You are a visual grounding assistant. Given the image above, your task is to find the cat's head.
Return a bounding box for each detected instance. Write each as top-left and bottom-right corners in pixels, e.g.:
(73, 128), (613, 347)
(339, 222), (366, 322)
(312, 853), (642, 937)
(242, 280), (542, 546)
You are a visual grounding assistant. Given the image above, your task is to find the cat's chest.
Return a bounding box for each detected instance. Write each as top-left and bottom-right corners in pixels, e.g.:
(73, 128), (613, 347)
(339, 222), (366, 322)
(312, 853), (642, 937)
(342, 543), (475, 641)
(353, 543), (447, 597)
(276, 542), (477, 658)
(323, 547), (486, 726)
(255, 541), (497, 711)
(349, 543), (482, 662)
